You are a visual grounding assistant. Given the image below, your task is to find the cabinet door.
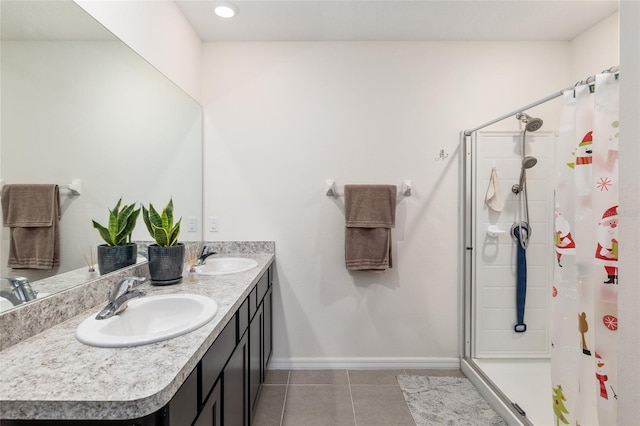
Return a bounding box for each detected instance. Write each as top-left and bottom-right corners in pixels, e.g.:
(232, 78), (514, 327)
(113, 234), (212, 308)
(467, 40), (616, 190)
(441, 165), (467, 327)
(194, 378), (222, 426)
(223, 333), (249, 426)
(262, 286), (273, 376)
(249, 303), (263, 418)
(168, 367), (198, 426)
(201, 318), (236, 404)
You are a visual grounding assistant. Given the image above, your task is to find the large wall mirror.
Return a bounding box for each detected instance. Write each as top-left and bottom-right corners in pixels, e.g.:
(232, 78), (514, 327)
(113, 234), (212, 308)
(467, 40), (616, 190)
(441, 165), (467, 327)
(0, 0), (203, 312)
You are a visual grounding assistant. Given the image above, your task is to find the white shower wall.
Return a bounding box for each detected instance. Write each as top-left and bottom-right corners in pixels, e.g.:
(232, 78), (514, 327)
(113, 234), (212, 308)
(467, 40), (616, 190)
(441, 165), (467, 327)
(473, 131), (555, 358)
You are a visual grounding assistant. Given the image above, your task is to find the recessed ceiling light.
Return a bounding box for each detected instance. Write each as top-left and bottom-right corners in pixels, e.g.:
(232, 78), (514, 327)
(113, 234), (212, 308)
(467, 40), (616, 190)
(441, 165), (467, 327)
(212, 1), (239, 18)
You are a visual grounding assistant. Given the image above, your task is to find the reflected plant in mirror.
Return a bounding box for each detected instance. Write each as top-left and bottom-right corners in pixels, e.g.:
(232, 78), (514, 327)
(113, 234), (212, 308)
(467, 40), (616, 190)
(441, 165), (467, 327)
(0, 0), (202, 313)
(92, 198), (140, 275)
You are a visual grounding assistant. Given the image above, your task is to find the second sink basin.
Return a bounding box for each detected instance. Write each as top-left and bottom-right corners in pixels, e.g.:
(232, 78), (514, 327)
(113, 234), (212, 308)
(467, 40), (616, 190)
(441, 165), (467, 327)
(196, 257), (258, 276)
(76, 293), (217, 348)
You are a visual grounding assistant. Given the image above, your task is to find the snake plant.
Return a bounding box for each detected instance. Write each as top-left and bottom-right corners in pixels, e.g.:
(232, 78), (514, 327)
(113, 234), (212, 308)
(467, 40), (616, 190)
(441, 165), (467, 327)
(142, 198), (181, 247)
(92, 198), (140, 246)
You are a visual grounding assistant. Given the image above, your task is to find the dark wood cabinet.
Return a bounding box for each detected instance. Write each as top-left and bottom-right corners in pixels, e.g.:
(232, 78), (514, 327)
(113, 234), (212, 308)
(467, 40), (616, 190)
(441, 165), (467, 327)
(249, 303), (263, 417)
(263, 286), (273, 378)
(224, 333), (249, 426)
(168, 368), (198, 426)
(3, 266), (274, 426)
(201, 319), (237, 405)
(194, 379), (221, 426)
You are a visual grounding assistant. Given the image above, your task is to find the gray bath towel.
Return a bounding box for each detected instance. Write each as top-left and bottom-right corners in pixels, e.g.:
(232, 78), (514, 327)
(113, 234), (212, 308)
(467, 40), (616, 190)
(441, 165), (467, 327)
(344, 185), (396, 271)
(1, 184), (60, 269)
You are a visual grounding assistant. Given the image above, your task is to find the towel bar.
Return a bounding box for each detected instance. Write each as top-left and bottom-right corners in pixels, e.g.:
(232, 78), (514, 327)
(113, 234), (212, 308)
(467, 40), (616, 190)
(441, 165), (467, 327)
(0, 179), (82, 197)
(325, 180), (412, 198)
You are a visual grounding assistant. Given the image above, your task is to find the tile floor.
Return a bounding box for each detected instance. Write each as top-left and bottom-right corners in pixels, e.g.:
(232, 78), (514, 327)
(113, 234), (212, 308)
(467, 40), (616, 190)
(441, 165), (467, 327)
(252, 369), (466, 426)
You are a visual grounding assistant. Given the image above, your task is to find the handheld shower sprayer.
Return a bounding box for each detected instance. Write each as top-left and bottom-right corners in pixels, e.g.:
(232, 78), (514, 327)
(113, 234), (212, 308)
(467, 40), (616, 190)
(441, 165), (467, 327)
(512, 156), (538, 194)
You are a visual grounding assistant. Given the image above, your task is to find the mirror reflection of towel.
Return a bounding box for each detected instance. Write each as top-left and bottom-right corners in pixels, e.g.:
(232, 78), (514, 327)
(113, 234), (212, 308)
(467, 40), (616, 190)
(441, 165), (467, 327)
(1, 184), (60, 270)
(344, 185), (396, 271)
(485, 168), (505, 212)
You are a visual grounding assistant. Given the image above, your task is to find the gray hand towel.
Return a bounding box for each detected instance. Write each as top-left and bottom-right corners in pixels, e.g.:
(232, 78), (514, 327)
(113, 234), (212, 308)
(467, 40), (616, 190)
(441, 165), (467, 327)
(344, 185), (396, 271)
(1, 184), (60, 269)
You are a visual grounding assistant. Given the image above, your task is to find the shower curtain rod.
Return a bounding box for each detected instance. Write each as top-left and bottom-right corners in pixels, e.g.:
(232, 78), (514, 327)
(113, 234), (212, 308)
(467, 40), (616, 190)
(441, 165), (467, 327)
(463, 65), (619, 136)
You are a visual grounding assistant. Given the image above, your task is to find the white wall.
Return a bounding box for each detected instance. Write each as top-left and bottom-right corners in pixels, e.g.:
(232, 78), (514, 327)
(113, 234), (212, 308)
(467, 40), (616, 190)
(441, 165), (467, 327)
(617, 1), (640, 423)
(569, 12), (619, 82)
(473, 131), (555, 358)
(202, 41), (570, 367)
(75, 0), (203, 104)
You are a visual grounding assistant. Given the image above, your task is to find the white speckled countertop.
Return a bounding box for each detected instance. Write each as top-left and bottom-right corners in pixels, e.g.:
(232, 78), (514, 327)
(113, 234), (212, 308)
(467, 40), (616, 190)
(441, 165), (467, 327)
(0, 252), (274, 421)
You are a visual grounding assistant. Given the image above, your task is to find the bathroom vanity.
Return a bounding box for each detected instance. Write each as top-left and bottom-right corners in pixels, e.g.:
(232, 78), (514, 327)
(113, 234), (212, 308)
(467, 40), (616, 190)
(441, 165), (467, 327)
(0, 247), (275, 426)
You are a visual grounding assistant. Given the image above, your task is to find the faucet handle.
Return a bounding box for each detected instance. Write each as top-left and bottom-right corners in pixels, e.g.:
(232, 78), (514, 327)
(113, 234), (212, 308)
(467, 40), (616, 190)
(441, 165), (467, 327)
(109, 276), (145, 302)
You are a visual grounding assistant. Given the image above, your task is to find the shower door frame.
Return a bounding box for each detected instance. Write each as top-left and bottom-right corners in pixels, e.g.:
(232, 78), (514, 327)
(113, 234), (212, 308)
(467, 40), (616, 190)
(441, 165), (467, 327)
(459, 130), (533, 426)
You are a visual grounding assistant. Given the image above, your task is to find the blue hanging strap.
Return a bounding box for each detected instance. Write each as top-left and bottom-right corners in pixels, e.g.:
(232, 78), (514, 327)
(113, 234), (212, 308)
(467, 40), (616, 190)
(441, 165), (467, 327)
(512, 223), (528, 333)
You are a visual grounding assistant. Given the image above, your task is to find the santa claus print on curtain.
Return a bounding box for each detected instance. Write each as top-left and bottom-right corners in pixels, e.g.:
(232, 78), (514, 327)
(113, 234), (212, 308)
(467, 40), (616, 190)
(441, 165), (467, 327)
(595, 205), (618, 284)
(551, 71), (619, 425)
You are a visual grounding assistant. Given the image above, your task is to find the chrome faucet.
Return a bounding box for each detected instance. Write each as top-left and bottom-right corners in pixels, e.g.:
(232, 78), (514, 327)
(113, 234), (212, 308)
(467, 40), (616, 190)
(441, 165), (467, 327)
(0, 276), (37, 306)
(195, 246), (217, 266)
(95, 277), (146, 320)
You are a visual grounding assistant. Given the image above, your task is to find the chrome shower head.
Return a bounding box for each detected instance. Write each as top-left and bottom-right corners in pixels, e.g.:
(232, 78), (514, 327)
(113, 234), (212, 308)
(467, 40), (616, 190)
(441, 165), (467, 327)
(525, 118), (543, 132)
(516, 112), (544, 132)
(522, 156), (538, 169)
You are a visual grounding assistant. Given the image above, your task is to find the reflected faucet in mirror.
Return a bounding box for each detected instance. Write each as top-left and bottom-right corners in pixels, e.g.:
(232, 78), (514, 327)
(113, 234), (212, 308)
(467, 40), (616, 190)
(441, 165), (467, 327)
(0, 276), (37, 307)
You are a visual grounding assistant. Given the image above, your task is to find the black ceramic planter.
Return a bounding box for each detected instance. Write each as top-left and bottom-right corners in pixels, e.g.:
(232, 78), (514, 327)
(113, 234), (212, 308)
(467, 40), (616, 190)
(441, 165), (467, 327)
(148, 243), (185, 285)
(97, 243), (137, 275)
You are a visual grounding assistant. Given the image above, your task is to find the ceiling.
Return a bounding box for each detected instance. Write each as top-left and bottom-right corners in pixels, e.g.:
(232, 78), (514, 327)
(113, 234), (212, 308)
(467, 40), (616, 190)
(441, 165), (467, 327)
(177, 0), (618, 42)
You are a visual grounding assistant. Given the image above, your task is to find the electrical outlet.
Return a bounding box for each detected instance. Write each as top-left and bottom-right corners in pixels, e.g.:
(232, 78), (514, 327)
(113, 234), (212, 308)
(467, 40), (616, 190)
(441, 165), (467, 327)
(209, 216), (219, 232)
(187, 217), (197, 232)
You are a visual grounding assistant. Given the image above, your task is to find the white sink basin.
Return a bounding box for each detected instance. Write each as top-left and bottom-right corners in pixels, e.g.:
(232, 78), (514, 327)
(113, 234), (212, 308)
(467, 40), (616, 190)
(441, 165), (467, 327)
(196, 257), (258, 276)
(76, 294), (217, 348)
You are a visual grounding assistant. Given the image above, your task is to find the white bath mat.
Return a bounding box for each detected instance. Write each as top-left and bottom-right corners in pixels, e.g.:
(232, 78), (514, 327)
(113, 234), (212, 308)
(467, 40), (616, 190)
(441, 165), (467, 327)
(397, 375), (507, 426)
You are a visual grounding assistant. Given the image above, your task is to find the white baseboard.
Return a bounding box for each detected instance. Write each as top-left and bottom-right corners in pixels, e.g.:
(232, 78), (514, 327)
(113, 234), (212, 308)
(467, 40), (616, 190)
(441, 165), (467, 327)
(269, 357), (460, 370)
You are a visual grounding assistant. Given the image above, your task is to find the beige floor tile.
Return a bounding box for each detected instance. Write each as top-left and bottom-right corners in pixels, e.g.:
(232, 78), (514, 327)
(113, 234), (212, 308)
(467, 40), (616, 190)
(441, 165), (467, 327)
(282, 385), (355, 426)
(348, 369), (406, 385)
(288, 369), (349, 385)
(350, 385), (416, 426)
(404, 368), (466, 378)
(252, 385), (286, 426)
(264, 369), (290, 384)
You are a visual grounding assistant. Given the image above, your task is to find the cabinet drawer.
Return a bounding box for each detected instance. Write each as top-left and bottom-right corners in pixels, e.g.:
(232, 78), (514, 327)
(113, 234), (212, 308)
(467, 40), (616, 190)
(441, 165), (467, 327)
(257, 272), (269, 305)
(238, 297), (249, 341)
(169, 368), (198, 426)
(201, 318), (236, 404)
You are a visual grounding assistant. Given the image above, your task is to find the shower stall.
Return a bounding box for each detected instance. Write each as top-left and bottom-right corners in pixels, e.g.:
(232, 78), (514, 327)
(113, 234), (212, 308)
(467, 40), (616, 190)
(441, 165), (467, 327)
(461, 126), (556, 426)
(460, 68), (620, 426)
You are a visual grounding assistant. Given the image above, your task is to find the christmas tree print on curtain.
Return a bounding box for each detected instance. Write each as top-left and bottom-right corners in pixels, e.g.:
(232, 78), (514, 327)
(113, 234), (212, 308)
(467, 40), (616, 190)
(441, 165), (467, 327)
(552, 385), (570, 426)
(551, 72), (619, 425)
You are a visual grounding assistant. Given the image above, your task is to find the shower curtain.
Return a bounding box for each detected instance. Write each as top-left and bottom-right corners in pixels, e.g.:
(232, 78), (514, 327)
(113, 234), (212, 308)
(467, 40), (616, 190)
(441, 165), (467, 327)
(551, 72), (619, 426)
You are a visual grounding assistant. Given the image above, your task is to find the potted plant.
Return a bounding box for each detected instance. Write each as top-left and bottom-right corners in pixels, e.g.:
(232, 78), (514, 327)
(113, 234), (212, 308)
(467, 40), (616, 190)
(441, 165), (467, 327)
(142, 198), (184, 285)
(92, 198), (140, 275)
